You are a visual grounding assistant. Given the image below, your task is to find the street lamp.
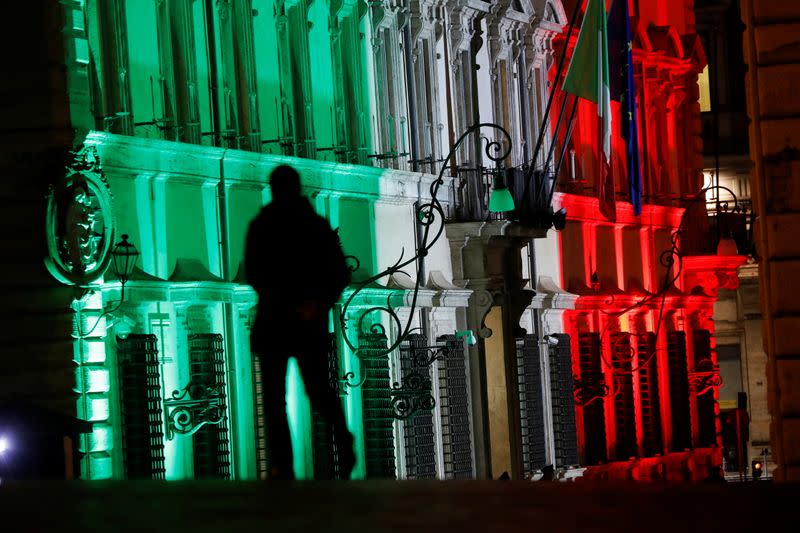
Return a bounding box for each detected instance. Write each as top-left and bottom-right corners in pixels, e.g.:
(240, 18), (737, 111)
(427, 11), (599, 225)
(74, 234), (140, 339)
(488, 168), (516, 213)
(111, 234), (140, 286)
(751, 459), (763, 480)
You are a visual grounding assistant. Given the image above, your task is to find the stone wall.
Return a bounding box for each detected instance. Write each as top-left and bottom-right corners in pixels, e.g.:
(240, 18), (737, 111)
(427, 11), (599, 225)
(0, 2), (83, 419)
(741, 0), (800, 481)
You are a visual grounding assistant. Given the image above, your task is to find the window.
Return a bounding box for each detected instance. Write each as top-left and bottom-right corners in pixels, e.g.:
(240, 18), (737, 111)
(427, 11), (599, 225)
(698, 66), (712, 113)
(118, 334), (165, 479)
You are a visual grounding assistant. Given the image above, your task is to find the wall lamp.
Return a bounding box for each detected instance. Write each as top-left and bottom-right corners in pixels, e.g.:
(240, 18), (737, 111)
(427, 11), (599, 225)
(488, 168), (516, 213)
(74, 234), (140, 339)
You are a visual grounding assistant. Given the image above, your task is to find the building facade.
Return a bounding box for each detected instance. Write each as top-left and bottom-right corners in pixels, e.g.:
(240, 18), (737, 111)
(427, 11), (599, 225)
(740, 0), (800, 482)
(695, 0), (770, 479)
(0, 0), (741, 481)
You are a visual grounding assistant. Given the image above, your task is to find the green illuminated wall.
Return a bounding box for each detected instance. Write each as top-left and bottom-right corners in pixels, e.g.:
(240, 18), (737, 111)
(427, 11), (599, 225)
(82, 132), (411, 480)
(72, 0), (481, 482)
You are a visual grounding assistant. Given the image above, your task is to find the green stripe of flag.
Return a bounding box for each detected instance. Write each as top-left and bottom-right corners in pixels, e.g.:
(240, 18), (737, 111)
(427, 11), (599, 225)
(562, 0), (610, 104)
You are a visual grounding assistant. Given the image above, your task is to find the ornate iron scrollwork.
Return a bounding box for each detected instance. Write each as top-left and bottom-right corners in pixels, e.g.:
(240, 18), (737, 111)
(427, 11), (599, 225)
(390, 372), (435, 420)
(409, 344), (451, 367)
(164, 381), (225, 440)
(689, 359), (723, 395)
(573, 372), (610, 407)
(335, 123), (511, 421)
(339, 123), (512, 361)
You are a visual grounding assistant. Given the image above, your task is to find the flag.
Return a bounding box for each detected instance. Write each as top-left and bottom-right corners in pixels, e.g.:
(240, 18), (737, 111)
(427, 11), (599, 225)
(608, 0), (643, 216)
(562, 0), (615, 222)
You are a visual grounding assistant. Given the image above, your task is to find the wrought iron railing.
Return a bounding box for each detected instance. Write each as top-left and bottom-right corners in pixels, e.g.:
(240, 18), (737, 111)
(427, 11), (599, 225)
(448, 164), (558, 227)
(450, 166), (498, 222)
(683, 188), (754, 257)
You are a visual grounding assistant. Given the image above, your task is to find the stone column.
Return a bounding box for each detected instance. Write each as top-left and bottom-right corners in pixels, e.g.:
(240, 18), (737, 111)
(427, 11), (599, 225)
(741, 0), (800, 481)
(230, 298), (258, 479)
(227, 0), (262, 151)
(487, 13), (509, 159)
(446, 221), (541, 478)
(737, 263), (770, 468)
(448, 4), (486, 168)
(369, 4), (410, 170)
(87, 0), (133, 135)
(156, 0), (201, 144)
(276, 0), (315, 157)
(409, 0), (440, 171)
(330, 1), (368, 164)
(527, 27), (556, 169)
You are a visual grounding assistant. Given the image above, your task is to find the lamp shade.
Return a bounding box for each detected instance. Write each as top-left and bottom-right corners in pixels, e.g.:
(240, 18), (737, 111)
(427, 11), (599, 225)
(488, 171), (515, 213)
(111, 234), (140, 285)
(716, 236), (739, 256)
(552, 207), (568, 231)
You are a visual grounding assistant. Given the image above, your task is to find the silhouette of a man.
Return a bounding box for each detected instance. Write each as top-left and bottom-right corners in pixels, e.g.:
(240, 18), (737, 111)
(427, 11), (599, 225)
(246, 165), (355, 480)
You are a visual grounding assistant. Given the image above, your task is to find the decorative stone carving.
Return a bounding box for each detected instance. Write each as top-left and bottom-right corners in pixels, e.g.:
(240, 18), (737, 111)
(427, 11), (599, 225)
(45, 146), (116, 287)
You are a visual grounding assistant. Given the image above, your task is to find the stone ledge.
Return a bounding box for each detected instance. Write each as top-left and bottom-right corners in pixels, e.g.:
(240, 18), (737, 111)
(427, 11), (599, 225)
(755, 23), (800, 65)
(758, 118), (800, 155)
(777, 360), (800, 417)
(767, 214), (800, 258)
(752, 2), (800, 24)
(773, 317), (800, 356)
(758, 63), (800, 116)
(781, 417), (800, 465)
(769, 261), (800, 313)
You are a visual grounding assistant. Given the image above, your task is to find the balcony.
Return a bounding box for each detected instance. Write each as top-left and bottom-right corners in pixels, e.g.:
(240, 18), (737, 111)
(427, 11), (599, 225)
(447, 165), (562, 237)
(682, 196), (754, 258)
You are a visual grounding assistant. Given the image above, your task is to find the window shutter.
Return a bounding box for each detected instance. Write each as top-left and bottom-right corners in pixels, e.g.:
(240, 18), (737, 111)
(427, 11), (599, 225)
(189, 333), (230, 479)
(400, 333), (437, 479)
(667, 331), (691, 451)
(118, 334), (165, 479)
(359, 327), (396, 478)
(550, 333), (579, 467)
(311, 333), (344, 479)
(516, 334), (546, 475)
(252, 354), (268, 479)
(637, 332), (662, 456)
(692, 329), (716, 447)
(611, 333), (637, 460)
(437, 334), (473, 479)
(578, 332), (607, 465)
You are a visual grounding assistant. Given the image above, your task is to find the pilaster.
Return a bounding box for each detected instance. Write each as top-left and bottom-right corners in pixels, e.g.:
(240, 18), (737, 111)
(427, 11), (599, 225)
(275, 0), (316, 157)
(228, 0), (263, 151)
(87, 0), (133, 135)
(741, 0), (800, 480)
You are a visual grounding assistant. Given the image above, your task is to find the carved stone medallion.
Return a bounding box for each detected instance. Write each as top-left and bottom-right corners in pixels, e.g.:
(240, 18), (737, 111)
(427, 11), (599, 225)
(45, 146), (115, 286)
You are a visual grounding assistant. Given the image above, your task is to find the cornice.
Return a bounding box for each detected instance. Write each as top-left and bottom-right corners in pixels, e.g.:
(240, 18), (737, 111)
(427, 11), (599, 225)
(83, 131), (452, 206)
(555, 192), (685, 229)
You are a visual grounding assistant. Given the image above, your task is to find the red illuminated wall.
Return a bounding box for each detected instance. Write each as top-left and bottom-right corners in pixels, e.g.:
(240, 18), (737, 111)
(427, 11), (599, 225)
(553, 0), (745, 481)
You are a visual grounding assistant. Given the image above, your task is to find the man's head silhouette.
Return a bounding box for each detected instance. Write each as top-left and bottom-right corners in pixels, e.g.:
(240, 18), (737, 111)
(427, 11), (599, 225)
(269, 165), (302, 202)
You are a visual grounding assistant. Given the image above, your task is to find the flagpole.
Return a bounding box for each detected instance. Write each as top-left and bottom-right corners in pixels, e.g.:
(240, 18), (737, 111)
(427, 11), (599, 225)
(550, 97), (580, 205)
(521, 0), (583, 207)
(542, 93), (577, 195)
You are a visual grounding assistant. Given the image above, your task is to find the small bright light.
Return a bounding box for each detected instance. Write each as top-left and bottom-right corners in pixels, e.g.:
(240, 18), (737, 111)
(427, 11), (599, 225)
(488, 187), (515, 213)
(0, 437), (9, 454)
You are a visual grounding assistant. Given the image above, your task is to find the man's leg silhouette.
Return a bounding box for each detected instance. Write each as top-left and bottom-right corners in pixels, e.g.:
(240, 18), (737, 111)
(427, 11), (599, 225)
(294, 316), (356, 480)
(261, 353), (294, 480)
(260, 315), (355, 480)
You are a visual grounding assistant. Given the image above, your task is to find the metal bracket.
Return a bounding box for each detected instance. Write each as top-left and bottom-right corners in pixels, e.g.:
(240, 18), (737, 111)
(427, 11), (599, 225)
(164, 381), (225, 440)
(390, 371), (435, 420)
